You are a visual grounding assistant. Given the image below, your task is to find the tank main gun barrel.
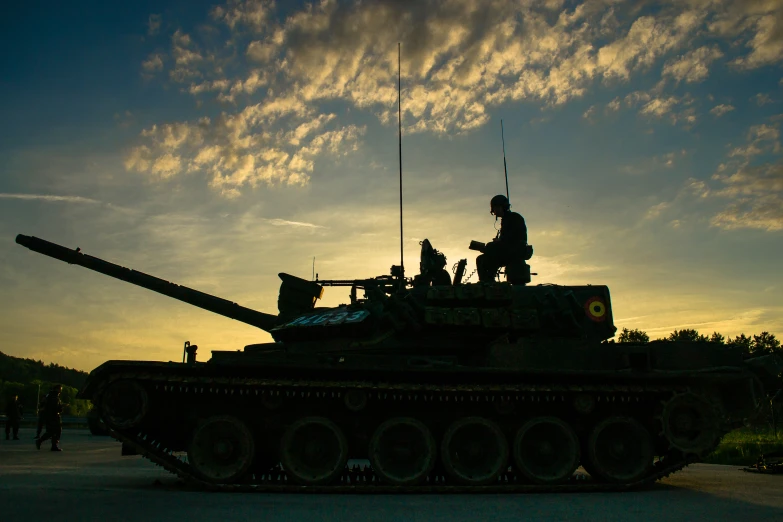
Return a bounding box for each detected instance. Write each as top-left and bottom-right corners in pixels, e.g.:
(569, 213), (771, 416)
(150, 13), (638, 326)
(15, 234), (279, 332)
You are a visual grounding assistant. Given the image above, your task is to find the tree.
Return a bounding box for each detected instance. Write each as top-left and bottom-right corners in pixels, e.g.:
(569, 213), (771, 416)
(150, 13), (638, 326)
(709, 332), (725, 344)
(752, 332), (781, 355)
(727, 334), (753, 357)
(618, 328), (649, 343)
(0, 351), (87, 390)
(667, 329), (709, 342)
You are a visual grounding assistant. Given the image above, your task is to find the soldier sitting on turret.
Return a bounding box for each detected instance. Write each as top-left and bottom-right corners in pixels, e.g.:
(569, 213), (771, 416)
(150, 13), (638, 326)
(476, 195), (529, 283)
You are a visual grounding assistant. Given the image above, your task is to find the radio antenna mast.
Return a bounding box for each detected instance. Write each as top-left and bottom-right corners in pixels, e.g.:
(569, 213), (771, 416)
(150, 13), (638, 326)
(398, 42), (404, 281)
(501, 119), (510, 204)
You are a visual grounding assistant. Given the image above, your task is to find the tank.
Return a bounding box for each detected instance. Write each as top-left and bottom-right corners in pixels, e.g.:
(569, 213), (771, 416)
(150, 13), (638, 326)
(15, 233), (782, 492)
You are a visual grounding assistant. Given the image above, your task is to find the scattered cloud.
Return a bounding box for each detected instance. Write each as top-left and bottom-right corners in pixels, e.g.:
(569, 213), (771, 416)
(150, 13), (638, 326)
(618, 89), (697, 126)
(0, 193), (101, 204)
(752, 92), (774, 106)
(129, 0), (783, 197)
(125, 100), (365, 196)
(727, 123), (780, 158)
(140, 1), (726, 136)
(147, 14), (162, 36)
(113, 110), (135, 128)
(621, 149), (686, 176)
(217, 69), (269, 103)
(596, 12), (704, 81)
(716, 0), (783, 69)
(693, 120), (783, 232)
(662, 45), (723, 84)
(710, 191), (783, 231)
(211, 0), (274, 31)
(645, 201), (670, 220)
(640, 96), (680, 118)
(141, 53), (164, 74)
(169, 30), (205, 82)
(263, 218), (325, 229)
(710, 103), (735, 117)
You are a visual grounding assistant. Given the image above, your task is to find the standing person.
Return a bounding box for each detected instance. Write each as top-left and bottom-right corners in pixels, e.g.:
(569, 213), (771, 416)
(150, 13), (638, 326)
(476, 195), (528, 282)
(4, 394), (23, 440)
(36, 385), (63, 451)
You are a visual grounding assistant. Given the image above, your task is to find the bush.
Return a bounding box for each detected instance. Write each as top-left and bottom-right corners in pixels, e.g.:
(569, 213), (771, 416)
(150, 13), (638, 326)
(704, 428), (783, 466)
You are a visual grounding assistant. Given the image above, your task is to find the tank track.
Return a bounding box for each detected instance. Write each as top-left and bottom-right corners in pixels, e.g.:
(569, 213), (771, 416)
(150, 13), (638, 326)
(96, 371), (699, 493)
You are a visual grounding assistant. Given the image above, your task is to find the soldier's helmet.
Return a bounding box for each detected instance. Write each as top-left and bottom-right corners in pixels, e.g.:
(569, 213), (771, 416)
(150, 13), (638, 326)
(490, 194), (510, 210)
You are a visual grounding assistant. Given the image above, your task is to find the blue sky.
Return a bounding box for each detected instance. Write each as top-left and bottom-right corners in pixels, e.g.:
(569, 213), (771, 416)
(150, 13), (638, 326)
(1, 0), (782, 371)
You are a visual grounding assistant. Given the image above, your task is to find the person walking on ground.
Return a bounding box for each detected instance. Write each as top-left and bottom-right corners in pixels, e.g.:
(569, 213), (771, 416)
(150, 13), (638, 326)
(5, 394), (23, 440)
(34, 398), (46, 440)
(36, 385), (63, 451)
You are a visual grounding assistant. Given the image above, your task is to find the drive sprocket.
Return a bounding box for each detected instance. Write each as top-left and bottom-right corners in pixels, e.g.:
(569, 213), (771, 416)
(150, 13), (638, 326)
(660, 392), (721, 456)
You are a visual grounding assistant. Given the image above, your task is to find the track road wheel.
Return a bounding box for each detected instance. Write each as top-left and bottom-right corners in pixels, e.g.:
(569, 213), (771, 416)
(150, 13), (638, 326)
(513, 417), (580, 484)
(661, 393), (721, 456)
(441, 417), (508, 485)
(369, 417), (437, 486)
(99, 380), (148, 429)
(587, 417), (653, 483)
(187, 415), (255, 484)
(280, 417), (348, 485)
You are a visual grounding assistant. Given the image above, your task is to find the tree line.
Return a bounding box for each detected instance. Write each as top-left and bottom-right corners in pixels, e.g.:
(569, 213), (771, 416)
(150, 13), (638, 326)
(610, 328), (781, 358)
(0, 351), (91, 417)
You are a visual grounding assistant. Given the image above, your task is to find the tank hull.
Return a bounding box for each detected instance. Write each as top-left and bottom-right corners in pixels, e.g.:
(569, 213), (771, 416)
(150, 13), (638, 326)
(79, 339), (766, 492)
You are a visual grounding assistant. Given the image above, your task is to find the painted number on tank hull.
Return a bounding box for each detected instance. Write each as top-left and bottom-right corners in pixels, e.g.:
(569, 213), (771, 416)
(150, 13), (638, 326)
(283, 309), (370, 328)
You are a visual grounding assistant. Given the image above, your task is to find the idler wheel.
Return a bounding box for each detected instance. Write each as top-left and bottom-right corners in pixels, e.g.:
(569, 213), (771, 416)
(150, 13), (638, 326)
(368, 417), (437, 485)
(661, 393), (721, 456)
(513, 417), (580, 484)
(99, 380), (148, 429)
(280, 417), (348, 485)
(441, 417), (508, 485)
(187, 415), (255, 484)
(587, 417), (653, 483)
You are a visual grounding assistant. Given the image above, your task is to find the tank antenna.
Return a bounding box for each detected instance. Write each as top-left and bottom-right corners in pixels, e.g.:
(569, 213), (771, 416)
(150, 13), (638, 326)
(397, 42), (404, 282)
(501, 119), (510, 205)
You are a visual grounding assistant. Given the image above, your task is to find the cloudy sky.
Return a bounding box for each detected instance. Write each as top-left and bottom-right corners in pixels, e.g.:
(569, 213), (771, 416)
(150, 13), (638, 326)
(1, 0), (782, 371)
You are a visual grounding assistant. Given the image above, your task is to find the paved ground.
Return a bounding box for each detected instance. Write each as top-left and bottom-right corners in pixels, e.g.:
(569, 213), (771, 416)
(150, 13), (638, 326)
(1, 428), (782, 522)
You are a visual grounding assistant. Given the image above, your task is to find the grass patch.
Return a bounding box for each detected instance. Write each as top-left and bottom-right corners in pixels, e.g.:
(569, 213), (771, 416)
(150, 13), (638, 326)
(703, 428), (783, 466)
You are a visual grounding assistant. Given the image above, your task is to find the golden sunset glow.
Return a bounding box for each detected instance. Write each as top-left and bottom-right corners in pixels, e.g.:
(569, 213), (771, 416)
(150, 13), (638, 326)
(1, 0), (782, 371)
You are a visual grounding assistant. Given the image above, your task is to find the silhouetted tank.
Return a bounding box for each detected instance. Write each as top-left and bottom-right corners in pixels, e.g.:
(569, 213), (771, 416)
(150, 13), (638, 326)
(15, 234), (782, 492)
